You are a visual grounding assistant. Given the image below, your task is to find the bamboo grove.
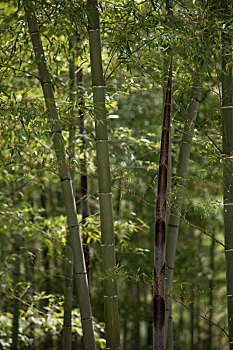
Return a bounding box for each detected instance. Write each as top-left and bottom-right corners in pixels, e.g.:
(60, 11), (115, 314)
(0, 1), (232, 349)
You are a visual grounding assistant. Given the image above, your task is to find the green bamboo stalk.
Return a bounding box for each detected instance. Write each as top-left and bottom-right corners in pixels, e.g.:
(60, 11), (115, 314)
(207, 233), (215, 350)
(133, 283), (140, 350)
(87, 0), (120, 348)
(24, 4), (96, 349)
(165, 84), (202, 343)
(77, 61), (91, 288)
(62, 31), (77, 350)
(41, 191), (50, 294)
(153, 55), (172, 350)
(190, 286), (194, 350)
(68, 32), (77, 187)
(11, 235), (21, 350)
(221, 1), (233, 348)
(62, 232), (73, 350)
(196, 233), (202, 347)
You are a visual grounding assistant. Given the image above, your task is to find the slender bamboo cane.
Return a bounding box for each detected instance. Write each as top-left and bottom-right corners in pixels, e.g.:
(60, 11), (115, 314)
(68, 33), (77, 187)
(207, 233), (215, 350)
(190, 286), (194, 350)
(41, 191), (50, 295)
(165, 84), (202, 343)
(77, 62), (91, 288)
(11, 235), (21, 350)
(221, 1), (233, 348)
(133, 283), (140, 350)
(164, 2), (174, 346)
(62, 234), (73, 350)
(196, 233), (202, 347)
(62, 32), (77, 350)
(24, 4), (96, 349)
(153, 55), (172, 350)
(87, 0), (120, 348)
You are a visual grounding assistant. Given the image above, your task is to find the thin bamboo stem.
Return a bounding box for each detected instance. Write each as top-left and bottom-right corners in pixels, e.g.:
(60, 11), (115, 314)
(221, 1), (233, 348)
(77, 62), (91, 289)
(207, 233), (215, 350)
(68, 33), (77, 188)
(62, 232), (73, 350)
(11, 235), (21, 350)
(62, 30), (77, 350)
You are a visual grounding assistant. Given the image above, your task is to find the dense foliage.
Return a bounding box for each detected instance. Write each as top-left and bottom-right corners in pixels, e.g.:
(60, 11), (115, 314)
(0, 0), (232, 349)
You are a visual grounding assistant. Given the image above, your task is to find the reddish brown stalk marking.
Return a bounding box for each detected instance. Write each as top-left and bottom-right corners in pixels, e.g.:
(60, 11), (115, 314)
(153, 54), (173, 350)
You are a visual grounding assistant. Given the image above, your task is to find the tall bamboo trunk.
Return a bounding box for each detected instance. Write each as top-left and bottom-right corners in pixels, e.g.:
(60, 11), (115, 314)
(77, 63), (91, 288)
(153, 55), (172, 350)
(68, 33), (77, 187)
(165, 84), (202, 344)
(178, 294), (184, 345)
(190, 287), (194, 350)
(163, 3), (174, 348)
(207, 233), (215, 350)
(11, 235), (21, 350)
(166, 312), (173, 350)
(24, 4), (96, 349)
(196, 233), (202, 348)
(40, 192), (53, 349)
(62, 232), (73, 350)
(122, 286), (129, 350)
(62, 31), (77, 350)
(221, 1), (233, 348)
(87, 1), (121, 348)
(133, 283), (140, 350)
(41, 191), (50, 295)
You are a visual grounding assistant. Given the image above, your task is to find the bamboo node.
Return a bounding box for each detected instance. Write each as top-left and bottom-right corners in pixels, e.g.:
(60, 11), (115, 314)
(168, 223), (179, 228)
(75, 271), (87, 276)
(96, 139), (109, 142)
(81, 317), (93, 322)
(165, 266), (174, 270)
(92, 85), (105, 88)
(103, 295), (118, 299)
(61, 177), (71, 183)
(69, 224), (79, 229)
(88, 29), (100, 32)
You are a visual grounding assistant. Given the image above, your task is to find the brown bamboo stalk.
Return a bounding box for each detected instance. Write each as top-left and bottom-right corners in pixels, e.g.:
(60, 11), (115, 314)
(153, 54), (172, 350)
